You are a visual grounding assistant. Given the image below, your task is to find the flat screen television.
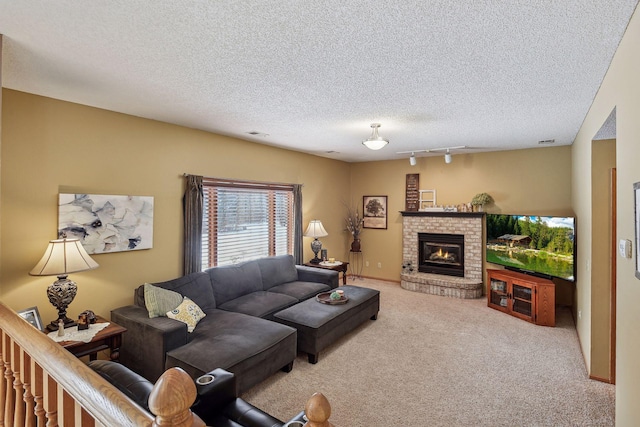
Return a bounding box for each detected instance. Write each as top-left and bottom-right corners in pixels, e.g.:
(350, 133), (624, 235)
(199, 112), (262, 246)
(486, 214), (575, 282)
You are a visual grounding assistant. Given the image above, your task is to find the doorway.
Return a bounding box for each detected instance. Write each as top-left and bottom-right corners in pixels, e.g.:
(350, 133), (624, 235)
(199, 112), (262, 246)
(590, 108), (617, 383)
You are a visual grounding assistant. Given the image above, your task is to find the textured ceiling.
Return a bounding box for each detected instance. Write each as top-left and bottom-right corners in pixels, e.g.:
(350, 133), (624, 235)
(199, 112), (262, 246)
(0, 1), (637, 162)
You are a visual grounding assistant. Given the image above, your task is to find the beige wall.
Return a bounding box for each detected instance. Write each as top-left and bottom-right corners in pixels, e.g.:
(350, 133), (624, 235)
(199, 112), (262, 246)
(0, 89), (350, 323)
(349, 148), (574, 288)
(572, 5), (640, 424)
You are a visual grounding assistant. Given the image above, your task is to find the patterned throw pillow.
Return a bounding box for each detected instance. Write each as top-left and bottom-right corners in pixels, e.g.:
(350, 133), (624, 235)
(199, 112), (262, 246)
(166, 297), (206, 333)
(144, 283), (183, 318)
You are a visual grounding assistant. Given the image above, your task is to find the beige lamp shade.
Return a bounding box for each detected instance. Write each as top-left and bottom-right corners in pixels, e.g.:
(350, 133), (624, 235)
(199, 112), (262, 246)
(29, 238), (98, 331)
(30, 238), (99, 277)
(304, 220), (328, 238)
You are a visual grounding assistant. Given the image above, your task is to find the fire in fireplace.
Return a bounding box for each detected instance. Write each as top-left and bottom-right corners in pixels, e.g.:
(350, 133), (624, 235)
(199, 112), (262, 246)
(418, 233), (464, 277)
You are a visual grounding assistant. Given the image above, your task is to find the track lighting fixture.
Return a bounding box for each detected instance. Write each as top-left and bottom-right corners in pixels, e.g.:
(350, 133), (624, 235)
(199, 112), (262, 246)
(362, 123), (389, 150)
(397, 145), (466, 164)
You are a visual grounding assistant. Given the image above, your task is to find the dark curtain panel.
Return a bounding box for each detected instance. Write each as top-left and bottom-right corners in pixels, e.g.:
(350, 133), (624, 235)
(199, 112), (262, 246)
(293, 184), (303, 264)
(183, 175), (203, 275)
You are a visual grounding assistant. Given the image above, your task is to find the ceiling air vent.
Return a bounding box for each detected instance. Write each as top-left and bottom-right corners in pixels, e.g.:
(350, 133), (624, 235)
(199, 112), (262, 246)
(246, 131), (269, 137)
(538, 139), (556, 145)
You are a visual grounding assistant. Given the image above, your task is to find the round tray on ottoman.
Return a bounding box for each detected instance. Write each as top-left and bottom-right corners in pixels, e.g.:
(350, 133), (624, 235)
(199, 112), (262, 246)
(316, 292), (349, 305)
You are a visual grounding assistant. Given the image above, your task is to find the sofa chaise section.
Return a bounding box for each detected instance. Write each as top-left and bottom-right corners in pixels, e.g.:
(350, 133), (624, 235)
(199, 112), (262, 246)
(164, 310), (297, 394)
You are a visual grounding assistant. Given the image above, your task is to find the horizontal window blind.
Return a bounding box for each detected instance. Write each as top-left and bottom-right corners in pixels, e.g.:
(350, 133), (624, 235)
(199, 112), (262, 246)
(201, 178), (294, 268)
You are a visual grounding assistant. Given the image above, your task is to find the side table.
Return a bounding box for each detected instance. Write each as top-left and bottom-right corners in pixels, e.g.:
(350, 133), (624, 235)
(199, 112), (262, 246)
(304, 261), (349, 285)
(53, 316), (127, 362)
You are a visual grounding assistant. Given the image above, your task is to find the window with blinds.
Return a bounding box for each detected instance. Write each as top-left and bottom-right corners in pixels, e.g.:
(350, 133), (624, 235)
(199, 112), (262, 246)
(201, 178), (294, 268)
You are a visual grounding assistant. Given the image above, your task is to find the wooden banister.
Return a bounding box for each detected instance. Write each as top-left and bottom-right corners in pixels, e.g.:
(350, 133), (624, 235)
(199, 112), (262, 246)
(0, 301), (154, 426)
(1, 301), (336, 426)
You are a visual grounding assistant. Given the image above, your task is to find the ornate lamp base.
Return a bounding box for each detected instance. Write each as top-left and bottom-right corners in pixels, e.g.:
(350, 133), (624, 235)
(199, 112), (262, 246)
(309, 238), (323, 264)
(46, 275), (78, 332)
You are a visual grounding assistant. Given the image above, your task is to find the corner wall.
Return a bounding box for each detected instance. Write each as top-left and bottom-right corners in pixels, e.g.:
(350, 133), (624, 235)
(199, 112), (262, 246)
(349, 147), (573, 285)
(572, 5), (640, 424)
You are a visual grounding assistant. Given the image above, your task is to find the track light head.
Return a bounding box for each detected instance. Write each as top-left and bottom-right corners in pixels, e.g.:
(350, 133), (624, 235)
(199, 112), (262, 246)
(444, 150), (452, 164)
(409, 152), (416, 166)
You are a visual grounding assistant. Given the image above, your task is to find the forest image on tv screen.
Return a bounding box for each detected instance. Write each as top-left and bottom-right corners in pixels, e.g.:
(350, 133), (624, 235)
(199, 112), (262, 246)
(486, 215), (575, 281)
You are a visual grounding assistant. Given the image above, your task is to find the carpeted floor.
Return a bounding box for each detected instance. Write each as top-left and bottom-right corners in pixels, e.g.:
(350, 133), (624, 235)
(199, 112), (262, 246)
(242, 279), (614, 426)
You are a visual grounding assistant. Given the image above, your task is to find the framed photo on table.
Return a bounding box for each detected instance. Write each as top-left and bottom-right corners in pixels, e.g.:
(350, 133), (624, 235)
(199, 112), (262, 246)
(18, 306), (44, 331)
(363, 195), (388, 229)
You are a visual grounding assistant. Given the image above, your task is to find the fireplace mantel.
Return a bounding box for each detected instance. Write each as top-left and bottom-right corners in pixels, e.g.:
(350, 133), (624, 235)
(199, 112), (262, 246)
(400, 211), (485, 218)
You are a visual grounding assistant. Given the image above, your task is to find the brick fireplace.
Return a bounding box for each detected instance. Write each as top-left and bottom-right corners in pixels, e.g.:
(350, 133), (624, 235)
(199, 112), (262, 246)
(401, 212), (484, 299)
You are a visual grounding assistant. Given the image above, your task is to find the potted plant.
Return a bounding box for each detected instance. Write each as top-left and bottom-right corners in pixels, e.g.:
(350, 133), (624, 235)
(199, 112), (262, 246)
(471, 193), (493, 212)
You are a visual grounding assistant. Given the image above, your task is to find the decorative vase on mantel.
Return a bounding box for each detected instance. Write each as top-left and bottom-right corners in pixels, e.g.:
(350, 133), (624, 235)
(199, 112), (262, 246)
(351, 238), (361, 252)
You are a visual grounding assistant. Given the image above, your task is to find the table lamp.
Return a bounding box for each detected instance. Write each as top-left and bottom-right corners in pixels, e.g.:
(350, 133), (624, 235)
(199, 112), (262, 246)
(29, 238), (99, 331)
(304, 220), (328, 264)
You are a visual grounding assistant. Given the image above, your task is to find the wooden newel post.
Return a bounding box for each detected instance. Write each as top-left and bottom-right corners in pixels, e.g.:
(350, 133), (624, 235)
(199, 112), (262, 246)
(304, 392), (334, 427)
(148, 367), (205, 427)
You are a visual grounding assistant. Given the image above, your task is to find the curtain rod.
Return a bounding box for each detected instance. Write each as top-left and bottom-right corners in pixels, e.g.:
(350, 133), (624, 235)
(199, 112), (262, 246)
(182, 174), (303, 187)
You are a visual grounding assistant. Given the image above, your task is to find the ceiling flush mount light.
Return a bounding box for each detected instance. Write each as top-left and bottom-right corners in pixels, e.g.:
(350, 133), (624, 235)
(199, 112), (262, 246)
(409, 152), (417, 166)
(362, 123), (389, 150)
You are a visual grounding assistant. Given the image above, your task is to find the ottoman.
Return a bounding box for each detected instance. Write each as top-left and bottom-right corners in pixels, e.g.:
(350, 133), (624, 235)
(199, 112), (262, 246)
(273, 285), (380, 363)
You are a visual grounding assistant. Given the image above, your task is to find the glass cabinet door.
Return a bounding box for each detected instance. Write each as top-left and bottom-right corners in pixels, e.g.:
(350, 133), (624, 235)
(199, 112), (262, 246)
(512, 283), (532, 317)
(489, 278), (508, 308)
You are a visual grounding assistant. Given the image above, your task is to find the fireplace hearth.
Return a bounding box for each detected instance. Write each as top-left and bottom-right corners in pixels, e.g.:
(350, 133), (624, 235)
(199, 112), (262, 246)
(418, 233), (464, 277)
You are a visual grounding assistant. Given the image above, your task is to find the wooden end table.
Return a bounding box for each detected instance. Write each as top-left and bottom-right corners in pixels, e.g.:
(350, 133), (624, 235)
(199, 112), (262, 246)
(304, 261), (349, 285)
(53, 316), (126, 362)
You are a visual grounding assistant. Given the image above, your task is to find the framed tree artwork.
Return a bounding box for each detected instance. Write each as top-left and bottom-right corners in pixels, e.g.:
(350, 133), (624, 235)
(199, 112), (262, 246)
(363, 195), (388, 229)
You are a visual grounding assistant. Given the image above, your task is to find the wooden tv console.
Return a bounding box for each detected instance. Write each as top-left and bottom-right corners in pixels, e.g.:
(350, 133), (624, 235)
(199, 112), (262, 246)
(487, 269), (555, 327)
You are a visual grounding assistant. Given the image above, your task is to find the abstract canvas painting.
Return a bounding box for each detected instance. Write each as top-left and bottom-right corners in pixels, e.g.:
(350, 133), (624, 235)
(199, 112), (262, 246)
(58, 193), (154, 254)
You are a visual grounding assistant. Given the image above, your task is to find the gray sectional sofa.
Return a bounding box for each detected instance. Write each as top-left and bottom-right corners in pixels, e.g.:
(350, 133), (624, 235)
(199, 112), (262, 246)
(111, 255), (338, 394)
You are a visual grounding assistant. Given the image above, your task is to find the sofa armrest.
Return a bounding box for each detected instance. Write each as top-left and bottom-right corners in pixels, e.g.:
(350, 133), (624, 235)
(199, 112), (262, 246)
(87, 360), (154, 412)
(296, 266), (339, 289)
(111, 305), (188, 382)
(223, 399), (284, 427)
(192, 368), (284, 427)
(192, 368), (237, 413)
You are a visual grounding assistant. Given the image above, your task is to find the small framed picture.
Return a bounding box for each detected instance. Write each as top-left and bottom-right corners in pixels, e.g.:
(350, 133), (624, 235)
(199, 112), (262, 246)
(18, 306), (44, 331)
(363, 195), (388, 229)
